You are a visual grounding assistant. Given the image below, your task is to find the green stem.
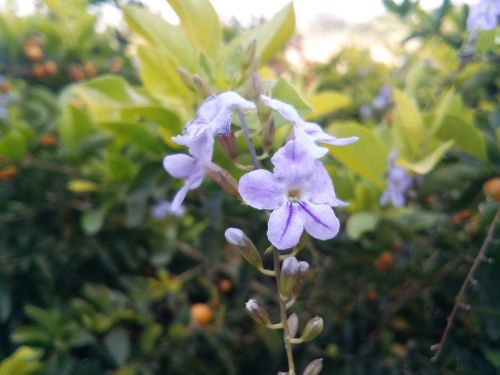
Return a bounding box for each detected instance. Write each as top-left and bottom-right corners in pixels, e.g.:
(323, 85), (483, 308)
(273, 247), (296, 375)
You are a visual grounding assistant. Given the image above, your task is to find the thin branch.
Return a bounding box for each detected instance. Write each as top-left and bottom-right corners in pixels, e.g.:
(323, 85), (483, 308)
(431, 210), (500, 362)
(236, 108), (260, 170)
(23, 156), (77, 175)
(273, 247), (296, 375)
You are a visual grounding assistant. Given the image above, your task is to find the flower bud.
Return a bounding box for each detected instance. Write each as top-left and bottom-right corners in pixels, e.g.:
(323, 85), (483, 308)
(225, 228), (263, 269)
(280, 257), (299, 297)
(245, 299), (270, 326)
(176, 67), (196, 91)
(302, 358), (323, 375)
(204, 163), (240, 200)
(218, 131), (238, 160)
(301, 316), (323, 342)
(261, 116), (275, 152)
(193, 74), (214, 97)
(246, 72), (263, 101)
(288, 313), (299, 338)
(242, 39), (258, 71)
(291, 261), (309, 298)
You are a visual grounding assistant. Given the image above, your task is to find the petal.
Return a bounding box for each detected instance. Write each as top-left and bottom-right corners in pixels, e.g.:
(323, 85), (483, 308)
(267, 203), (304, 250)
(238, 169), (284, 210)
(260, 95), (302, 125)
(170, 183), (191, 215)
(271, 140), (316, 188)
(298, 202), (339, 241)
(163, 154), (198, 179)
(300, 122), (359, 146)
(219, 91), (256, 111)
(305, 160), (347, 207)
(172, 132), (214, 161)
(293, 128), (329, 159)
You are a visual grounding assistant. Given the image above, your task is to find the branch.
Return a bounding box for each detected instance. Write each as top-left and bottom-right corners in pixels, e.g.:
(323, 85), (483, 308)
(431, 209), (500, 362)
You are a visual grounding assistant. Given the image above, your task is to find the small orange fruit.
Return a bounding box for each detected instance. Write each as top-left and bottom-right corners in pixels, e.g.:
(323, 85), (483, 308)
(31, 63), (45, 79)
(40, 133), (57, 146)
(189, 303), (212, 326)
(82, 62), (97, 78)
(44, 61), (58, 75)
(218, 279), (232, 294)
(483, 177), (500, 201)
(0, 166), (18, 182)
(68, 65), (84, 81)
(366, 288), (378, 302)
(452, 209), (472, 224)
(24, 44), (43, 61)
(374, 251), (396, 272)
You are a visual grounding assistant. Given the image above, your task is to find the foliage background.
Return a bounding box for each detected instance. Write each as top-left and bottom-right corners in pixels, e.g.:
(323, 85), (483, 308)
(0, 0), (499, 374)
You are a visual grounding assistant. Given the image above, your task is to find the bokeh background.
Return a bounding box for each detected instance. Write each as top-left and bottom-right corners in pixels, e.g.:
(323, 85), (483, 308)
(0, 0), (499, 374)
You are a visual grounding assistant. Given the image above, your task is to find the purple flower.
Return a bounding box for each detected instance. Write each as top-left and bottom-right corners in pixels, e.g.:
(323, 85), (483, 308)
(372, 85), (392, 110)
(260, 95), (358, 158)
(467, 0), (499, 31)
(163, 153), (206, 215)
(380, 152), (413, 207)
(238, 140), (346, 250)
(173, 91), (256, 161)
(151, 200), (184, 219)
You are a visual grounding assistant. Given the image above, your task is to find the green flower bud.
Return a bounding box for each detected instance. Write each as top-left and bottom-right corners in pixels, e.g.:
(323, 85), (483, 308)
(245, 299), (270, 326)
(205, 164), (240, 200)
(280, 256), (299, 298)
(192, 75), (214, 97)
(176, 67), (196, 91)
(302, 358), (323, 375)
(225, 228), (263, 269)
(261, 116), (275, 153)
(301, 316), (323, 342)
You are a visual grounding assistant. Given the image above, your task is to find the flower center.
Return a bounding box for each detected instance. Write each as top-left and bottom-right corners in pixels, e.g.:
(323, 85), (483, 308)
(287, 188), (301, 201)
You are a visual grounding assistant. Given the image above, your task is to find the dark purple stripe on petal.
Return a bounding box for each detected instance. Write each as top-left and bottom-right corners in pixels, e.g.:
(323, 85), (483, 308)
(298, 202), (331, 229)
(280, 202), (294, 241)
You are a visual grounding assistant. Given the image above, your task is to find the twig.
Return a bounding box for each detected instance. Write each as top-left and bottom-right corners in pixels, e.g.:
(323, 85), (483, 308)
(236, 108), (260, 170)
(23, 156), (77, 175)
(273, 247), (296, 375)
(431, 209), (500, 362)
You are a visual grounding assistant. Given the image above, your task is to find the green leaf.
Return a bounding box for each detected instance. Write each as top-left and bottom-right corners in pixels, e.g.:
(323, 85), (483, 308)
(271, 77), (311, 126)
(305, 91), (351, 120)
(11, 326), (51, 345)
(429, 88), (456, 137)
(327, 123), (388, 189)
(104, 328), (130, 367)
(99, 122), (164, 157)
(58, 104), (95, 155)
(136, 46), (192, 100)
(0, 280), (11, 323)
(399, 140), (454, 174)
(392, 89), (424, 158)
(436, 115), (487, 161)
(222, 3), (295, 66)
(123, 6), (197, 71)
(167, 0), (222, 58)
(81, 206), (108, 236)
(0, 346), (43, 375)
(346, 212), (379, 240)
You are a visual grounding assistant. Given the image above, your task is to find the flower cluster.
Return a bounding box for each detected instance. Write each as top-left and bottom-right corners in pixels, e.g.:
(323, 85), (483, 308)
(239, 96), (357, 250)
(163, 91), (256, 215)
(467, 0), (500, 32)
(379, 152), (413, 207)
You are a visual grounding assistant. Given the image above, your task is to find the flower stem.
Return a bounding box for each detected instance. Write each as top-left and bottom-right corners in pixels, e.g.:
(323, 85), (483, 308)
(236, 108), (260, 170)
(272, 247), (296, 375)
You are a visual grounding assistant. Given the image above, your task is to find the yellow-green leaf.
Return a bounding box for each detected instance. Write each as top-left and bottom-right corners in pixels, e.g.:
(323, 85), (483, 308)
(399, 140), (453, 174)
(167, 0), (222, 59)
(327, 123), (388, 189)
(437, 115), (487, 161)
(271, 77), (311, 126)
(67, 179), (99, 193)
(305, 91), (351, 120)
(392, 89), (423, 158)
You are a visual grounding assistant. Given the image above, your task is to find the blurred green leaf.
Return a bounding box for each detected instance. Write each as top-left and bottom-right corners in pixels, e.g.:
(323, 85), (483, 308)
(305, 91), (351, 120)
(167, 0), (222, 59)
(399, 140), (453, 174)
(271, 77), (311, 125)
(0, 346), (43, 375)
(346, 212), (379, 240)
(393, 89), (424, 158)
(327, 123), (388, 189)
(437, 115), (487, 161)
(99, 122), (164, 157)
(104, 328), (130, 367)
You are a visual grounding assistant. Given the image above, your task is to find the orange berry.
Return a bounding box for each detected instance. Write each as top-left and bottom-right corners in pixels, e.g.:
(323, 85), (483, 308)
(109, 57), (124, 72)
(0, 81), (11, 93)
(31, 63), (45, 79)
(452, 209), (472, 224)
(40, 133), (57, 146)
(218, 279), (232, 294)
(82, 62), (97, 78)
(0, 166), (18, 182)
(68, 65), (84, 81)
(374, 251), (396, 272)
(24, 44), (43, 61)
(366, 288), (378, 302)
(189, 303), (213, 326)
(44, 61), (58, 75)
(483, 177), (500, 201)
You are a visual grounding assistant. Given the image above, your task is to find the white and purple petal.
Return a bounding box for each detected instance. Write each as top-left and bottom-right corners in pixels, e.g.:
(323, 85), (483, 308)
(260, 95), (302, 125)
(238, 169), (284, 210)
(305, 160), (348, 207)
(267, 203), (304, 250)
(163, 154), (199, 179)
(298, 201), (340, 241)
